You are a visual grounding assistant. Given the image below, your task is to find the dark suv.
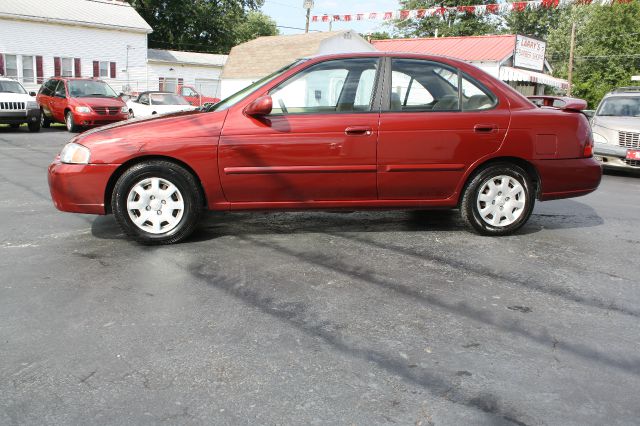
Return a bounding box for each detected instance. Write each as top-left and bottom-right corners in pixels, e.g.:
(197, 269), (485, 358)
(37, 78), (128, 132)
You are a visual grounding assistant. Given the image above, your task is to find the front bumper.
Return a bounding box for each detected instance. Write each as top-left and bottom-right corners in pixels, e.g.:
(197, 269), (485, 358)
(0, 108), (41, 125)
(594, 143), (640, 170)
(48, 159), (119, 214)
(72, 110), (128, 127)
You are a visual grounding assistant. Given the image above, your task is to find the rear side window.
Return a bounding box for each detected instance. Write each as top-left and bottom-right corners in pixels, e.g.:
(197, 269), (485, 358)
(270, 58), (379, 115)
(389, 59), (496, 112)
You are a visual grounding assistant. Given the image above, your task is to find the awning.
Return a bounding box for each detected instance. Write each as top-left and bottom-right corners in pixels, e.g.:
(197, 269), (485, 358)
(499, 66), (569, 90)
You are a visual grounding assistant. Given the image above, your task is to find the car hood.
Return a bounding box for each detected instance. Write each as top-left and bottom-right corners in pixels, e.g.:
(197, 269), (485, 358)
(74, 109), (227, 162)
(0, 93), (34, 103)
(591, 116), (640, 133)
(74, 97), (125, 107)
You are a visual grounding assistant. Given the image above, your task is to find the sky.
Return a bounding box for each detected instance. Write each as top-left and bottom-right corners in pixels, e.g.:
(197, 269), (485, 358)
(260, 0), (401, 35)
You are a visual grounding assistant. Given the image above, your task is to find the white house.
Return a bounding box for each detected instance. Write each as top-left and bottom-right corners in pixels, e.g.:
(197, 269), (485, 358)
(147, 49), (227, 98)
(220, 30), (375, 99)
(0, 0), (151, 94)
(0, 0), (227, 98)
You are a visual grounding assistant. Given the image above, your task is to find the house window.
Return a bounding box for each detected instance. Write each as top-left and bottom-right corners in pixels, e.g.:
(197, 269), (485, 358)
(61, 57), (74, 77)
(160, 77), (177, 93)
(99, 61), (109, 78)
(22, 56), (35, 83)
(5, 55), (18, 79)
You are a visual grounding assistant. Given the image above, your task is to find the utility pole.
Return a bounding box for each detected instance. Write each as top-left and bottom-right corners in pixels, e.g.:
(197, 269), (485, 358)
(303, 0), (313, 33)
(567, 22), (576, 96)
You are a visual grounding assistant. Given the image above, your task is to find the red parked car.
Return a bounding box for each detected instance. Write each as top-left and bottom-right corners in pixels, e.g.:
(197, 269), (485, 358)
(176, 85), (220, 106)
(37, 78), (128, 132)
(48, 53), (601, 244)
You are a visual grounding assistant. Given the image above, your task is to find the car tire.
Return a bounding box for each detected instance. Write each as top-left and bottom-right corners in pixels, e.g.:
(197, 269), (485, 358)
(41, 110), (51, 128)
(28, 120), (41, 132)
(9, 123), (20, 129)
(128, 109), (134, 119)
(111, 160), (203, 245)
(460, 163), (535, 236)
(65, 111), (79, 132)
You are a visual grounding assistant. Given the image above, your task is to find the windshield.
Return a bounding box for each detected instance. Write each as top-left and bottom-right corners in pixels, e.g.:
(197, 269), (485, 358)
(0, 80), (27, 94)
(209, 59), (308, 112)
(597, 96), (640, 117)
(68, 80), (118, 98)
(150, 93), (190, 105)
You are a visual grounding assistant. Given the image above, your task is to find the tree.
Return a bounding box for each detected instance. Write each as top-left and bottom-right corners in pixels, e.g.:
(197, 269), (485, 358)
(235, 11), (278, 45)
(501, 7), (562, 40)
(129, 0), (266, 54)
(393, 0), (500, 38)
(547, 3), (640, 107)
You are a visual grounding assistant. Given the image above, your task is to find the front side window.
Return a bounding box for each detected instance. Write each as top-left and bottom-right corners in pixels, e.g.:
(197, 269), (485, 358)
(139, 93), (149, 105)
(389, 59), (496, 112)
(5, 55), (18, 78)
(181, 87), (197, 97)
(270, 58), (379, 115)
(54, 81), (66, 97)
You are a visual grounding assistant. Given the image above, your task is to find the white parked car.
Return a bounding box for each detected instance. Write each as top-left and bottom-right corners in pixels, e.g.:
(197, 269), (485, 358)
(126, 91), (196, 118)
(0, 77), (41, 132)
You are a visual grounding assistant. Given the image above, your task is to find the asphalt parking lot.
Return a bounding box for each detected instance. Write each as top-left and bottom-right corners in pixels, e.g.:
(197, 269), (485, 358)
(1, 126), (639, 425)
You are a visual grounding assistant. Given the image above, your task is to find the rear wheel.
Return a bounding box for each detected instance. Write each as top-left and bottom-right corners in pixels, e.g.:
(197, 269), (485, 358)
(9, 123), (20, 129)
(111, 160), (203, 245)
(460, 163), (535, 236)
(128, 109), (134, 119)
(41, 110), (51, 128)
(65, 111), (79, 132)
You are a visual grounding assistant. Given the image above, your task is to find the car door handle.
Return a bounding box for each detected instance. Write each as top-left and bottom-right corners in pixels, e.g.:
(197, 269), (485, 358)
(345, 126), (372, 136)
(474, 124), (498, 133)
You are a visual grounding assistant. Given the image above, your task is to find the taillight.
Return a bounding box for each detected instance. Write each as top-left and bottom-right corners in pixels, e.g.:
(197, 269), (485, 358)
(584, 133), (594, 157)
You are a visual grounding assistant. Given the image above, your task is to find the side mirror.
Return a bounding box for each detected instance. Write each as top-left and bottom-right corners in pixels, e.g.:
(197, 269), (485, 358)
(29, 91), (36, 97)
(244, 95), (272, 117)
(119, 92), (125, 98)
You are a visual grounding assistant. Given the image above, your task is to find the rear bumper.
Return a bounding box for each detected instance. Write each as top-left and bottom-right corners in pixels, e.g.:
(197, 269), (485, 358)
(0, 109), (41, 124)
(48, 159), (119, 214)
(594, 143), (640, 170)
(533, 157), (602, 201)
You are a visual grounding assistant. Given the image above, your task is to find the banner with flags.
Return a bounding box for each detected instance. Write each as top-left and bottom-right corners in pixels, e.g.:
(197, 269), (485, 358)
(311, 0), (626, 22)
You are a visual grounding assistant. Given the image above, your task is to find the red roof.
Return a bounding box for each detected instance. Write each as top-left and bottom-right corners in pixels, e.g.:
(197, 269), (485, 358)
(372, 34), (516, 62)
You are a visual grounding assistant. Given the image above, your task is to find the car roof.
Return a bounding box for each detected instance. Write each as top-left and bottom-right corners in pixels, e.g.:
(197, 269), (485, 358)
(139, 91), (174, 96)
(605, 87), (640, 97)
(47, 77), (107, 83)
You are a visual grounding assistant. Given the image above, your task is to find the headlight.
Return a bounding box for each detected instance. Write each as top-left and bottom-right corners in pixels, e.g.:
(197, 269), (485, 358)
(75, 106), (91, 113)
(60, 142), (90, 164)
(26, 101), (38, 109)
(120, 106), (128, 113)
(592, 132), (608, 144)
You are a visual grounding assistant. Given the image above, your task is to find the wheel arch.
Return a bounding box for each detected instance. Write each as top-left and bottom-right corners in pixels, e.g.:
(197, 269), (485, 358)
(458, 156), (541, 208)
(104, 155), (208, 214)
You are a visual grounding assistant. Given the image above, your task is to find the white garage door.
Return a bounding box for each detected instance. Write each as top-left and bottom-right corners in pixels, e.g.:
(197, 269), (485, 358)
(194, 79), (220, 98)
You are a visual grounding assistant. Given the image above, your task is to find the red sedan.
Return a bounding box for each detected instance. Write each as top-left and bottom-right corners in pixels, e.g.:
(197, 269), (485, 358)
(48, 53), (601, 244)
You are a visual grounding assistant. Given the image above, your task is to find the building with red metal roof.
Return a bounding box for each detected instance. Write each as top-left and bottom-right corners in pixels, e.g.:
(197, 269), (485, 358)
(372, 34), (568, 95)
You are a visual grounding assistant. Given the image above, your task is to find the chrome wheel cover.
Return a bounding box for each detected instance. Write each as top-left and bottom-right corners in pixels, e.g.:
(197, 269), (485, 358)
(476, 175), (526, 227)
(126, 177), (184, 234)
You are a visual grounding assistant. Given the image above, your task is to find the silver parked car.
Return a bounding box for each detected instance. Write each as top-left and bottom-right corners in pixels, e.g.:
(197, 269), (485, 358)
(591, 87), (640, 171)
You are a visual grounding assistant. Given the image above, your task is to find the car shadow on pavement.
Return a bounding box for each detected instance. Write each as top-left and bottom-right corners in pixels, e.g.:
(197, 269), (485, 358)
(90, 198), (603, 242)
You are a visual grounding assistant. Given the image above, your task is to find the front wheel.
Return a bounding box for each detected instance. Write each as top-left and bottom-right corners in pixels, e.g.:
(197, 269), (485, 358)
(111, 161), (203, 245)
(460, 163), (535, 236)
(41, 110), (51, 128)
(28, 120), (41, 132)
(65, 111), (79, 132)
(9, 123), (20, 129)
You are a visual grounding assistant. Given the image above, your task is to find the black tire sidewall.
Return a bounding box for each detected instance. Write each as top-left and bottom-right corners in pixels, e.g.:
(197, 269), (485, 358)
(28, 120), (41, 132)
(462, 164), (535, 236)
(111, 162), (202, 244)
